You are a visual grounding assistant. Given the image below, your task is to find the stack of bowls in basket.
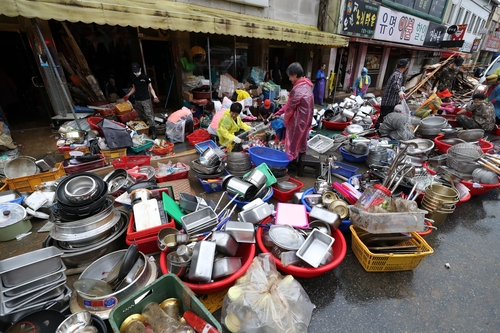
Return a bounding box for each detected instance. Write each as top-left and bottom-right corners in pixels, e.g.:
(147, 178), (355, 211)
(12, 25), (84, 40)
(44, 172), (130, 268)
(191, 147), (227, 178)
(225, 152), (252, 176)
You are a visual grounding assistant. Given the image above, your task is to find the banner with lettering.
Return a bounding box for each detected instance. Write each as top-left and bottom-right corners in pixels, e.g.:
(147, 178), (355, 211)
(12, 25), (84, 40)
(373, 6), (429, 46)
(423, 22), (447, 47)
(341, 0), (380, 38)
(483, 35), (500, 52)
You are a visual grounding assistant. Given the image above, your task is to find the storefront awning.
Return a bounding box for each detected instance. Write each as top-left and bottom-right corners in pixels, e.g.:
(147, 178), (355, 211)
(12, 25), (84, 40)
(1, 0), (349, 47)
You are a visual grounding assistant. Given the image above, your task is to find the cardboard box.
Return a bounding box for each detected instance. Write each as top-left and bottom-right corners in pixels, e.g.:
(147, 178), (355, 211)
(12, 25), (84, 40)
(183, 91), (193, 102)
(250, 86), (262, 98)
(115, 102), (132, 115)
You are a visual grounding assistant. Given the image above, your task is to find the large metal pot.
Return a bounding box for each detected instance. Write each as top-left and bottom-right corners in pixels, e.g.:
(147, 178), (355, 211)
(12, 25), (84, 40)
(200, 148), (220, 167)
(0, 203), (31, 242)
(225, 177), (257, 201)
(243, 169), (267, 189)
(69, 249), (157, 319)
(348, 142), (369, 155)
(103, 169), (135, 195)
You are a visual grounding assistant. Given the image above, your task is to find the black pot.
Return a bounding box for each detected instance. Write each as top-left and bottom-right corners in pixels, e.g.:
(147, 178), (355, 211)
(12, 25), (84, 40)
(55, 194), (111, 221)
(56, 172), (106, 207)
(6, 310), (66, 333)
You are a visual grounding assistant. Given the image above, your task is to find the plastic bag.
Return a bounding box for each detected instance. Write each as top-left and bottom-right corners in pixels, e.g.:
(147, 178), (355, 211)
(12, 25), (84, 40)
(166, 119), (186, 143)
(221, 253), (315, 333)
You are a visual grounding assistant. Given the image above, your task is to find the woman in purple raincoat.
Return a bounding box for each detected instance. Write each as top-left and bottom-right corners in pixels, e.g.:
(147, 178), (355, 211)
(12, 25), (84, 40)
(275, 62), (314, 161)
(313, 63), (327, 106)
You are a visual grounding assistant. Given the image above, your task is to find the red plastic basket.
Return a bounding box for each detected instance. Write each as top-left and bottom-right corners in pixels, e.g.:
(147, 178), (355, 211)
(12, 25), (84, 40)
(495, 125), (500, 136)
(126, 213), (176, 242)
(152, 142), (174, 156)
(126, 234), (160, 254)
(460, 177), (500, 196)
(256, 220), (347, 278)
(272, 177), (304, 202)
(111, 156), (151, 169)
(87, 117), (125, 136)
(186, 129), (210, 146)
(434, 135), (494, 154)
(63, 155), (105, 174)
(155, 165), (190, 183)
(322, 119), (350, 131)
(160, 242), (256, 294)
(94, 106), (116, 117)
(116, 109), (139, 123)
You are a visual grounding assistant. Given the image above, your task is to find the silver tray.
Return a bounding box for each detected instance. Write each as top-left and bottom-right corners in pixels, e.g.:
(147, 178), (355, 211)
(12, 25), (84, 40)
(296, 229), (335, 268)
(0, 246), (63, 288)
(1, 263), (66, 297)
(187, 241), (216, 282)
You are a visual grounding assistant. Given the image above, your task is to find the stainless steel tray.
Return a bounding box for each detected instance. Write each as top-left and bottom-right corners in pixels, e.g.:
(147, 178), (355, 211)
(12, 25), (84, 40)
(187, 241), (216, 282)
(0, 246), (63, 288)
(212, 257), (241, 279)
(224, 221), (255, 243)
(310, 206), (341, 229)
(238, 203), (273, 224)
(1, 263), (66, 297)
(212, 232), (239, 256)
(0, 279), (66, 315)
(296, 229), (335, 268)
(181, 207), (218, 235)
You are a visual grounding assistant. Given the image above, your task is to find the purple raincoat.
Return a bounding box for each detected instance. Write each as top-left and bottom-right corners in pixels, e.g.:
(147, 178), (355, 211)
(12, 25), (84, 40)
(276, 77), (314, 160)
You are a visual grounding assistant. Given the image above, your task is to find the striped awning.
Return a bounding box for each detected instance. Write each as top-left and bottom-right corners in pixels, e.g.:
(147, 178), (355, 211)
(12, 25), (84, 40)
(1, 0), (349, 47)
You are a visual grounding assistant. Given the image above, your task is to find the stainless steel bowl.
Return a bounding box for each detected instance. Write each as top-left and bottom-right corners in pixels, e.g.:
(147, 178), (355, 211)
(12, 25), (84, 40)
(64, 176), (98, 203)
(345, 124), (364, 134)
(192, 159), (220, 174)
(56, 311), (92, 333)
(420, 116), (448, 128)
(63, 131), (86, 144)
(103, 169), (135, 195)
(199, 148), (221, 167)
(457, 129), (484, 142)
(404, 139), (434, 155)
(4, 156), (39, 179)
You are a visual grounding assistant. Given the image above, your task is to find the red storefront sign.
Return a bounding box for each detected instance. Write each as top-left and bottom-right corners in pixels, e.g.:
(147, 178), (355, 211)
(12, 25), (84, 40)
(450, 24), (467, 41)
(483, 35), (500, 52)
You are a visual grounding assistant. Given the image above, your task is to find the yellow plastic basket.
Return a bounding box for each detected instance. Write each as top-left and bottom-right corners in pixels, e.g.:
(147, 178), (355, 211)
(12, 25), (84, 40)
(350, 225), (434, 272)
(6, 163), (66, 193)
(101, 148), (127, 165)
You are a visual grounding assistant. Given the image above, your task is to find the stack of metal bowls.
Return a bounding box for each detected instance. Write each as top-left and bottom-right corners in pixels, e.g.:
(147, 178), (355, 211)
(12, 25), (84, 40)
(225, 152), (252, 176)
(192, 147), (226, 177)
(421, 183), (460, 227)
(366, 146), (388, 166)
(418, 116), (448, 139)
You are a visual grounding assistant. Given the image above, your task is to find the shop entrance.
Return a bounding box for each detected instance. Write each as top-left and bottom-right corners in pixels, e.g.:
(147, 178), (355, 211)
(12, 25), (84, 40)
(0, 31), (52, 130)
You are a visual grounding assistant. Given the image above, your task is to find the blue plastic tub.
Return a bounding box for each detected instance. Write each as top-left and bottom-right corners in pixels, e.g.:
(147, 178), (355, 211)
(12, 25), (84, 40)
(227, 187), (274, 209)
(330, 161), (358, 178)
(199, 177), (223, 193)
(248, 146), (290, 168)
(340, 146), (368, 163)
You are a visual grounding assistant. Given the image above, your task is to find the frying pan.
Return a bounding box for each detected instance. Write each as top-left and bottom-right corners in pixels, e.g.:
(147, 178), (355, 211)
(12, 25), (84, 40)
(6, 310), (66, 333)
(56, 173), (106, 208)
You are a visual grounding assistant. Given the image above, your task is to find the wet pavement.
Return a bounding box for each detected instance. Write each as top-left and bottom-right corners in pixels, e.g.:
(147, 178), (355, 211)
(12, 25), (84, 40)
(2, 127), (500, 332)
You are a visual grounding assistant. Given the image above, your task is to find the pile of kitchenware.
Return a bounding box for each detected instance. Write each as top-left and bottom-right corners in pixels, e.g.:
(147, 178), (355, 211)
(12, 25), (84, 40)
(45, 172), (130, 268)
(303, 186), (351, 220)
(418, 116), (449, 138)
(224, 152), (252, 176)
(421, 183), (460, 227)
(56, 311), (103, 333)
(191, 146), (226, 178)
(0, 247), (71, 327)
(70, 247), (157, 319)
(223, 166), (275, 204)
(321, 96), (375, 127)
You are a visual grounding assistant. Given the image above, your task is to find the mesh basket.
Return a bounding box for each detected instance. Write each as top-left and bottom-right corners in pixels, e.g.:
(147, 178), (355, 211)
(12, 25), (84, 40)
(447, 143), (483, 161)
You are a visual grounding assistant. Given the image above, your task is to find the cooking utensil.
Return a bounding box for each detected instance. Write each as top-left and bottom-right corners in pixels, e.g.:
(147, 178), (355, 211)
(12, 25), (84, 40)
(187, 241), (216, 282)
(6, 310), (66, 333)
(4, 157), (39, 179)
(211, 232), (239, 256)
(56, 311), (92, 333)
(224, 221), (255, 243)
(113, 244), (139, 290)
(296, 229), (335, 268)
(212, 257), (242, 279)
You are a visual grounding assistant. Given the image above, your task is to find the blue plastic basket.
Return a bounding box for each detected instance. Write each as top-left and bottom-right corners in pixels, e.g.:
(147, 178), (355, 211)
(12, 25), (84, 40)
(194, 139), (218, 154)
(330, 161), (358, 178)
(248, 146), (290, 168)
(198, 177), (223, 193)
(340, 146), (368, 163)
(227, 188), (274, 209)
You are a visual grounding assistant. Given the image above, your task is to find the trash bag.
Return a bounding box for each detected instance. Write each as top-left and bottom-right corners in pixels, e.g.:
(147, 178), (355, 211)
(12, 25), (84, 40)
(221, 253), (315, 333)
(166, 119), (186, 143)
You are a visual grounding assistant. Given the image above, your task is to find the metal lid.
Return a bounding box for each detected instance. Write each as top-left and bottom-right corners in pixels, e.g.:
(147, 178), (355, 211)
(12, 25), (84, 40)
(0, 203), (27, 228)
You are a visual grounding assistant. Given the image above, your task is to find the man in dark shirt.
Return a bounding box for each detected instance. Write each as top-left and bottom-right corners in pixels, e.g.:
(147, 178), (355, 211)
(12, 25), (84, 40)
(270, 56), (282, 85)
(124, 63), (159, 139)
(259, 99), (276, 121)
(377, 58), (408, 128)
(434, 57), (463, 92)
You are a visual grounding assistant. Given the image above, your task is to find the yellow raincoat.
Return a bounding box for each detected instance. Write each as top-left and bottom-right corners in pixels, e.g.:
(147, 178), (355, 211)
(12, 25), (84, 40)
(217, 110), (251, 150)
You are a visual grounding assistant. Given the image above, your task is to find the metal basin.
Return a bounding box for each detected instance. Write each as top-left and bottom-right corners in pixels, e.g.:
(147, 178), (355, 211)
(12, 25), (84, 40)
(405, 139), (434, 155)
(73, 250), (156, 314)
(4, 157), (39, 179)
(458, 129), (484, 142)
(56, 311), (92, 333)
(64, 176), (98, 203)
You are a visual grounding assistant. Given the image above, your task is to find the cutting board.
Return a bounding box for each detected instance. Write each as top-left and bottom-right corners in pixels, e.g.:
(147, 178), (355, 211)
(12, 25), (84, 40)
(133, 198), (162, 231)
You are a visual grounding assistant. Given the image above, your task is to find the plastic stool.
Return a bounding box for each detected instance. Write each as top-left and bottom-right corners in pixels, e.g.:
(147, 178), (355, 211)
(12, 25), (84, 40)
(298, 153), (321, 177)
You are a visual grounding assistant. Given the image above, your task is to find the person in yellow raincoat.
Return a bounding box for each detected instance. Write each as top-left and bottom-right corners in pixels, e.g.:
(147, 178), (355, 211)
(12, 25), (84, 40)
(217, 102), (252, 151)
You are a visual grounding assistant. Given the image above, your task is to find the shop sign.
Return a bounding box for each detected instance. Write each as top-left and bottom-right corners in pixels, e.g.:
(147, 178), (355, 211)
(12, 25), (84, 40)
(450, 24), (467, 41)
(341, 0), (380, 38)
(483, 35), (500, 52)
(373, 6), (429, 46)
(423, 22), (446, 47)
(471, 38), (481, 53)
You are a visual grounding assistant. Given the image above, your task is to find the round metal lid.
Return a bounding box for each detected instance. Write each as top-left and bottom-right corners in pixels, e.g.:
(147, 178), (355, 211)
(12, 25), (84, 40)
(268, 225), (305, 250)
(0, 203), (27, 228)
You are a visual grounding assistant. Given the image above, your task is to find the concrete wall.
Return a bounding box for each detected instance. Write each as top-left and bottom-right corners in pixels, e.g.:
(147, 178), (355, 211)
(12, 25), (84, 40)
(173, 0), (321, 26)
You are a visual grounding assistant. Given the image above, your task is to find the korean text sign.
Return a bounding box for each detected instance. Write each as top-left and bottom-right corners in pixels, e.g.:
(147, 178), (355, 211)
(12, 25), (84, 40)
(373, 6), (429, 46)
(341, 0), (380, 38)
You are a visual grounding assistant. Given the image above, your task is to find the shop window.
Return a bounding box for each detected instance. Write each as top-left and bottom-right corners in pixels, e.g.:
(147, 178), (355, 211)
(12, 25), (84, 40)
(463, 10), (470, 26)
(447, 3), (456, 24)
(468, 15), (476, 33)
(455, 7), (464, 25)
(473, 19), (481, 35)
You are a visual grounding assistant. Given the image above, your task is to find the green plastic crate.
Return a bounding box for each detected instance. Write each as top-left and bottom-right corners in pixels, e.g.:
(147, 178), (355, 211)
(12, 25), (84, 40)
(130, 141), (153, 153)
(108, 274), (222, 332)
(243, 162), (277, 187)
